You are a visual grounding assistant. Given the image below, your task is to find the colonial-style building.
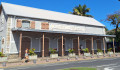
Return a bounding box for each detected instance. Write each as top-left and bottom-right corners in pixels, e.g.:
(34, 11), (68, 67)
(0, 2), (115, 59)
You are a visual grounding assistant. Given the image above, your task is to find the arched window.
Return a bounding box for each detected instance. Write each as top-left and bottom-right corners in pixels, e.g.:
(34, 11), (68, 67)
(22, 20), (30, 28)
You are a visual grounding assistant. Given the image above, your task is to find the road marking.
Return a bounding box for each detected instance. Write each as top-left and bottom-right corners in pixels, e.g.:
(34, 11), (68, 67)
(83, 60), (93, 62)
(9, 69), (18, 70)
(0, 69), (4, 70)
(107, 65), (120, 68)
(16, 67), (30, 70)
(97, 64), (117, 67)
(102, 58), (118, 61)
(43, 62), (71, 67)
(77, 60), (97, 63)
(104, 68), (113, 70)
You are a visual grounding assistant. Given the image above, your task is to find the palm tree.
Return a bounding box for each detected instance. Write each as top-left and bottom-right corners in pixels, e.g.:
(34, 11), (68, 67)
(69, 4), (93, 17)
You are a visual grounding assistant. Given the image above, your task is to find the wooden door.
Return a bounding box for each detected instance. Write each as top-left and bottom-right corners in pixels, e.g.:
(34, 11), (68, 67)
(41, 38), (49, 57)
(73, 39), (78, 55)
(86, 39), (91, 52)
(97, 40), (101, 50)
(21, 37), (31, 58)
(58, 39), (65, 56)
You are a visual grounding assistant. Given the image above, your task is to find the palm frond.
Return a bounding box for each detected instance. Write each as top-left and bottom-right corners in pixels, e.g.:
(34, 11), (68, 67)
(68, 12), (72, 14)
(69, 4), (93, 17)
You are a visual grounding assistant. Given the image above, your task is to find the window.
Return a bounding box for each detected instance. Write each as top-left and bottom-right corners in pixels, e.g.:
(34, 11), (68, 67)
(41, 22), (49, 30)
(22, 20), (30, 28)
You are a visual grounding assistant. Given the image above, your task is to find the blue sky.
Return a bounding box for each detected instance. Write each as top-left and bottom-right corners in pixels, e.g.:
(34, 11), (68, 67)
(0, 0), (120, 30)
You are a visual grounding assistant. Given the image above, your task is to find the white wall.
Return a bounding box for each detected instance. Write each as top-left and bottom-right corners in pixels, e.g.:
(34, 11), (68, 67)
(9, 16), (106, 54)
(85, 26), (104, 34)
(14, 17), (105, 35)
(0, 9), (8, 53)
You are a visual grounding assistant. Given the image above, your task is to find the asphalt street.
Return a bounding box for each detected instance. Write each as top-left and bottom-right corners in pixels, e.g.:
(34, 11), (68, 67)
(3, 57), (120, 70)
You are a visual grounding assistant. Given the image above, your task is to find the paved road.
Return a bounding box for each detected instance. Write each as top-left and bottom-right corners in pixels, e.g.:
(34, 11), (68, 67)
(3, 57), (120, 70)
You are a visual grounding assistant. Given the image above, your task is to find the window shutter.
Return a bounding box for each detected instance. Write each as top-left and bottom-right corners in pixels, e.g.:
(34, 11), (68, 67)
(41, 23), (45, 29)
(30, 21), (35, 29)
(41, 22), (49, 30)
(16, 19), (22, 28)
(46, 23), (49, 30)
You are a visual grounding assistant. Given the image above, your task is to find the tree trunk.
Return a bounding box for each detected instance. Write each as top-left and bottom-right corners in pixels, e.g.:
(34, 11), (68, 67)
(115, 24), (119, 52)
(115, 24), (118, 42)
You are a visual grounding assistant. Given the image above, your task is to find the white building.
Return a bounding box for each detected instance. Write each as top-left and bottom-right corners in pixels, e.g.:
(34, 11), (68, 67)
(0, 2), (115, 59)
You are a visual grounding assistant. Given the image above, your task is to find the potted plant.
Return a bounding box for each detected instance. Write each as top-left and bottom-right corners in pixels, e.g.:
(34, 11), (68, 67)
(28, 48), (37, 60)
(107, 48), (113, 55)
(68, 48), (76, 57)
(50, 48), (58, 58)
(0, 52), (7, 62)
(97, 49), (103, 56)
(82, 48), (91, 56)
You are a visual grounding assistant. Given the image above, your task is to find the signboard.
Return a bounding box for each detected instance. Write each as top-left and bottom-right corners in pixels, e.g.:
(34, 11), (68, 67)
(50, 23), (85, 32)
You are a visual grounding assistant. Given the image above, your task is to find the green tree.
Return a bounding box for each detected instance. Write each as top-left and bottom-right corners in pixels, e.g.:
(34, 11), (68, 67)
(105, 27), (109, 32)
(69, 4), (93, 17)
(106, 13), (120, 42)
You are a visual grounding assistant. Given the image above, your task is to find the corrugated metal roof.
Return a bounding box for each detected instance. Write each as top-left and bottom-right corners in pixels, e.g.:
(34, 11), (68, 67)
(1, 2), (105, 27)
(12, 28), (116, 37)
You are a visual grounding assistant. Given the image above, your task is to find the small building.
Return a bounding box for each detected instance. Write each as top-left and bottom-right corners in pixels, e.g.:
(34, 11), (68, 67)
(0, 2), (115, 59)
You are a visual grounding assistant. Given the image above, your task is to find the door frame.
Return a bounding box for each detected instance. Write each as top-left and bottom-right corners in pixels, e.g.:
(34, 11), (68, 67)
(21, 36), (32, 58)
(22, 36), (32, 49)
(40, 37), (50, 57)
(57, 38), (66, 56)
(72, 38), (79, 54)
(40, 37), (50, 51)
(57, 38), (66, 51)
(96, 39), (102, 50)
(85, 38), (92, 52)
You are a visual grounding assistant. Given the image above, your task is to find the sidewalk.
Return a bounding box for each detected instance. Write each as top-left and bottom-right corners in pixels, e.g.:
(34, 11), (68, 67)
(0, 54), (119, 68)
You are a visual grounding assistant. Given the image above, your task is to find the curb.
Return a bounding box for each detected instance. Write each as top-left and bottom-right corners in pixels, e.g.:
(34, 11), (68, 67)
(0, 56), (119, 69)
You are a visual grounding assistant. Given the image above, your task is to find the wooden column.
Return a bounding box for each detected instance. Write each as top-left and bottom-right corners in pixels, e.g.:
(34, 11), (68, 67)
(103, 37), (106, 54)
(1, 48), (3, 53)
(78, 36), (80, 56)
(91, 37), (94, 55)
(42, 33), (44, 57)
(113, 38), (115, 54)
(62, 34), (64, 56)
(19, 32), (22, 58)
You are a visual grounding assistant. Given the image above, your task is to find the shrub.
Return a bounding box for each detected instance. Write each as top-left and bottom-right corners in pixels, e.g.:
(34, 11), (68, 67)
(86, 48), (89, 53)
(0, 52), (5, 57)
(82, 49), (86, 52)
(68, 48), (74, 53)
(97, 49), (102, 52)
(49, 48), (57, 54)
(29, 48), (36, 56)
(108, 48), (112, 52)
(82, 48), (89, 53)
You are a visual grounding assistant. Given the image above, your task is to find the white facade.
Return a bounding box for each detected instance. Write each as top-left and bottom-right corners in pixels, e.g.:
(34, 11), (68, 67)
(0, 2), (113, 56)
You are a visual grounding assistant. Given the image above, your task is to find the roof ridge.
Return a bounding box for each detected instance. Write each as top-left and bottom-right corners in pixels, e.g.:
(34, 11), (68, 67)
(1, 2), (94, 19)
(1, 2), (105, 27)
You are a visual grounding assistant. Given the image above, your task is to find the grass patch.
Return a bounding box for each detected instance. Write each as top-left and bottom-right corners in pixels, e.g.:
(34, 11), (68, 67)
(60, 67), (97, 70)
